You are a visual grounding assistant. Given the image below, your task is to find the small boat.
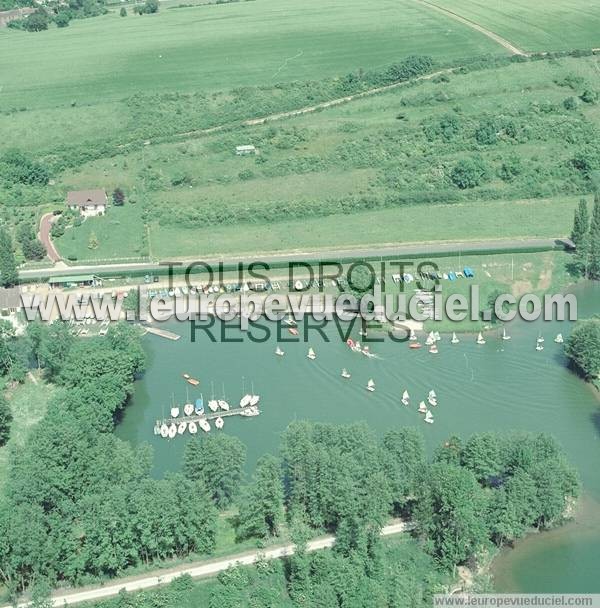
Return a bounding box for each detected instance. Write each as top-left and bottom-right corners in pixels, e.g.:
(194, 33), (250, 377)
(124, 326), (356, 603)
(218, 383), (230, 411)
(351, 341), (362, 353)
(428, 396), (437, 407)
(208, 399), (218, 412)
(215, 417), (224, 430)
(429, 389), (437, 400)
(249, 383), (260, 406)
(294, 280), (303, 291)
(477, 332), (486, 345)
(359, 329), (367, 337)
(307, 347), (316, 360)
(170, 406), (180, 418)
(168, 423), (177, 439)
(451, 332), (460, 344)
(288, 327), (299, 336)
(283, 315), (297, 327)
(199, 418), (211, 433)
(184, 402), (194, 417)
(188, 421), (197, 434)
(434, 331), (441, 342)
(275, 346), (285, 356)
(537, 332), (545, 343)
(240, 395), (252, 408)
(409, 329), (417, 341)
(195, 396), (205, 415)
(341, 368), (351, 379)
(160, 424), (169, 438)
(502, 327), (511, 341)
(554, 333), (564, 344)
(429, 344), (438, 354)
(153, 422), (160, 435)
(409, 342), (422, 349)
(536, 343), (544, 352)
(366, 378), (375, 392)
(424, 411), (434, 424)
(425, 334), (435, 346)
(401, 390), (409, 406)
(418, 401), (428, 413)
(240, 406), (260, 417)
(187, 377), (200, 386)
(346, 338), (355, 349)
(178, 421), (187, 434)
(182, 373), (191, 380)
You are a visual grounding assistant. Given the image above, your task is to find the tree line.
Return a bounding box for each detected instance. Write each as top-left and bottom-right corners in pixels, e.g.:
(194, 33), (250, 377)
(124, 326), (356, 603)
(570, 193), (600, 279)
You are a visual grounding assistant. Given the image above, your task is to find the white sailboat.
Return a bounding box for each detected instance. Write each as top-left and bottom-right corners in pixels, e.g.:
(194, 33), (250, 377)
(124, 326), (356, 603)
(218, 383), (230, 411)
(170, 406), (180, 418)
(554, 333), (564, 344)
(424, 410), (434, 424)
(215, 417), (224, 430)
(425, 332), (435, 346)
(240, 377), (252, 407)
(240, 406), (260, 417)
(427, 391), (437, 407)
(208, 382), (219, 412)
(249, 382), (260, 406)
(537, 332), (545, 343)
(434, 331), (441, 342)
(188, 421), (197, 434)
(352, 341), (362, 352)
(183, 388), (194, 416)
(409, 329), (417, 341)
(199, 418), (211, 433)
(502, 327), (511, 341)
(401, 390), (410, 406)
(536, 341), (544, 351)
(477, 332), (486, 345)
(160, 423), (169, 438)
(168, 423), (177, 439)
(275, 346), (285, 356)
(307, 347), (316, 360)
(451, 332), (460, 344)
(366, 378), (375, 392)
(283, 314), (297, 327)
(418, 401), (428, 413)
(341, 368), (351, 379)
(178, 421), (187, 434)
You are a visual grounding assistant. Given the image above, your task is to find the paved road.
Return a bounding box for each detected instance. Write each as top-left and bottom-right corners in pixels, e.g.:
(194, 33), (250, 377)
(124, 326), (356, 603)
(19, 237), (568, 281)
(38, 213), (61, 263)
(417, 0), (528, 56)
(4, 521), (411, 608)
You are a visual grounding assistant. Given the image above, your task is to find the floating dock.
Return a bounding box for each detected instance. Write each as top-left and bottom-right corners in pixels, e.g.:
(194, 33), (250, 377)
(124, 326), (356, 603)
(155, 407), (260, 432)
(144, 326), (181, 341)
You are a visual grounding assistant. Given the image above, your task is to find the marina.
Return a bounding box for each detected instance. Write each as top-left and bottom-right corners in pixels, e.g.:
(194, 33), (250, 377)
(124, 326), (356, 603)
(155, 405), (261, 437)
(116, 282), (600, 593)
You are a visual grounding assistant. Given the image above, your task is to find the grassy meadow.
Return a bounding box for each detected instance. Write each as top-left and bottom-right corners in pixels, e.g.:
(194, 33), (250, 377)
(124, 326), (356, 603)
(48, 55), (600, 260)
(433, 0), (600, 52)
(0, 0), (499, 111)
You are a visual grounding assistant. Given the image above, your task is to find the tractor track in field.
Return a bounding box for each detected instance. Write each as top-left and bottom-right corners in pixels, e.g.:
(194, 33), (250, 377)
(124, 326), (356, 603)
(415, 0), (528, 57)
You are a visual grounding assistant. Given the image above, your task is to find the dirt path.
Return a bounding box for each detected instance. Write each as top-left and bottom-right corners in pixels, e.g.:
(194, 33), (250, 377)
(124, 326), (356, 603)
(121, 68), (453, 149)
(416, 0), (528, 56)
(4, 521), (411, 608)
(38, 213), (61, 263)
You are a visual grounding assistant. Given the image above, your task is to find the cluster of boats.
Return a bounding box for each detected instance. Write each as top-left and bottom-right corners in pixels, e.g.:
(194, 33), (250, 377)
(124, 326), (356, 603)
(408, 328), (565, 352)
(155, 381), (261, 439)
(403, 389), (437, 424)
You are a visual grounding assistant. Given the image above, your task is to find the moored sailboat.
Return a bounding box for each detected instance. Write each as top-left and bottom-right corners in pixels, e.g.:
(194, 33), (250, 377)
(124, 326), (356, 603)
(451, 332), (460, 344)
(401, 390), (410, 406)
(215, 417), (224, 430)
(307, 347), (316, 360)
(275, 346), (285, 356)
(366, 378), (375, 392)
(188, 421), (197, 434)
(477, 332), (486, 345)
(341, 368), (351, 379)
(418, 401), (428, 413)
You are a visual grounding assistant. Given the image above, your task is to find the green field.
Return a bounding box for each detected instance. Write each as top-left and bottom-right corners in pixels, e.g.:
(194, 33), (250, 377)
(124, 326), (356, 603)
(433, 0), (600, 52)
(49, 55), (599, 260)
(0, 0), (499, 111)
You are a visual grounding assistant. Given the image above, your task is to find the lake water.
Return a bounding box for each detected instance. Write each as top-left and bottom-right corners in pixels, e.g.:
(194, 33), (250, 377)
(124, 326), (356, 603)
(116, 281), (600, 592)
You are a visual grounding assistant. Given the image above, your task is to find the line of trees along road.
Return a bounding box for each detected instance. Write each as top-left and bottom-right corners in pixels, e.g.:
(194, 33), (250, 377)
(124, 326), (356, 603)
(0, 322), (580, 605)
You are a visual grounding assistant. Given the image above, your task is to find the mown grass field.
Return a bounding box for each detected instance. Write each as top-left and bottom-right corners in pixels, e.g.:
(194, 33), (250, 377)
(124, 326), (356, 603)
(432, 0), (600, 52)
(0, 0), (499, 111)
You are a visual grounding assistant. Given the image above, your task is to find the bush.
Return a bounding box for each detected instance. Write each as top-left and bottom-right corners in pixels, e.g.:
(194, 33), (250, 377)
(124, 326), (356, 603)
(450, 157), (489, 189)
(24, 10), (49, 31)
(580, 90), (598, 104)
(563, 97), (578, 111)
(54, 11), (70, 27)
(120, 6), (126, 16)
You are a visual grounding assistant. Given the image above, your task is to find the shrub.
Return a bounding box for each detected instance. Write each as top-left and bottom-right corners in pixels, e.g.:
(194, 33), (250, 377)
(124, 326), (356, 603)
(450, 157), (489, 189)
(563, 97), (578, 111)
(580, 90), (598, 104)
(24, 10), (49, 31)
(120, 6), (127, 16)
(54, 11), (70, 27)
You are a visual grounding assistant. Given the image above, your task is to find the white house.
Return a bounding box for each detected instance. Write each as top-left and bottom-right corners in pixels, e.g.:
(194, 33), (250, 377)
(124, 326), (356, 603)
(67, 189), (108, 217)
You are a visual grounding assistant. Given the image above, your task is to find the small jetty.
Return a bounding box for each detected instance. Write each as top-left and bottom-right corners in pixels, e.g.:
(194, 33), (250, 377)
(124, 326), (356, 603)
(144, 326), (181, 341)
(155, 406), (260, 437)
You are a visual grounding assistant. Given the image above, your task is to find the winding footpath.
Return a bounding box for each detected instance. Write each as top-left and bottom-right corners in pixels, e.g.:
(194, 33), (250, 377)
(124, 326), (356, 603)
(4, 521), (411, 608)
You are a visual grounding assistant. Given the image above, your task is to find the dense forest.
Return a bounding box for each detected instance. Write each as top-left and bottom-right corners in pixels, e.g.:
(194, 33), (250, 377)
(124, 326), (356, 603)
(0, 317), (580, 606)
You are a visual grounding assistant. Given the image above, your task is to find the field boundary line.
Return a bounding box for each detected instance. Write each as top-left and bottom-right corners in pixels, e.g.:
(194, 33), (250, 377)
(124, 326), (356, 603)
(415, 0), (528, 56)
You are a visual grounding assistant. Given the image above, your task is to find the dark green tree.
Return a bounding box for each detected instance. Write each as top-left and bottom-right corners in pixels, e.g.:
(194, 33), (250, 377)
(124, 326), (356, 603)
(587, 194), (600, 280)
(565, 318), (600, 380)
(183, 434), (246, 508)
(571, 198), (590, 275)
(0, 227), (18, 287)
(24, 10), (49, 31)
(0, 394), (12, 446)
(236, 455), (284, 540)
